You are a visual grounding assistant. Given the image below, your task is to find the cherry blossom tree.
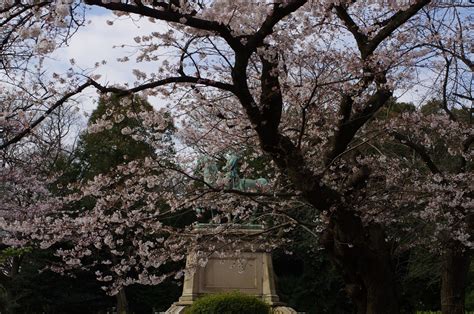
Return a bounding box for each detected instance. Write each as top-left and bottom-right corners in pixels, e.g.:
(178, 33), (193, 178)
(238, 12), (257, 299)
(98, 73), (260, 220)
(0, 97), (82, 310)
(392, 6), (473, 312)
(0, 1), (472, 313)
(353, 103), (472, 314)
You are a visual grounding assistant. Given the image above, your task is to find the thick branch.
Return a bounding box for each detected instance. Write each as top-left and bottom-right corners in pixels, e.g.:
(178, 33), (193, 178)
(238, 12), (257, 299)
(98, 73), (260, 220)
(366, 0), (431, 56)
(333, 5), (369, 54)
(454, 93), (474, 101)
(258, 55), (283, 141)
(83, 0), (241, 50)
(325, 87), (392, 165)
(0, 81), (93, 150)
(335, 0), (431, 59)
(441, 57), (456, 121)
(462, 135), (474, 152)
(89, 76), (236, 95)
(247, 0), (307, 50)
(391, 132), (441, 174)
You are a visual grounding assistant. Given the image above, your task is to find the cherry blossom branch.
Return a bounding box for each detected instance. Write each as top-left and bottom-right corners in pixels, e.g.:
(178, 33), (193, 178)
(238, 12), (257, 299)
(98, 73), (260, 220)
(421, 8), (474, 72)
(323, 2), (433, 167)
(441, 57), (456, 121)
(335, 0), (431, 59)
(250, 197), (321, 230)
(323, 131), (386, 172)
(325, 87), (392, 165)
(333, 5), (368, 55)
(246, 0), (307, 50)
(391, 131), (441, 174)
(365, 0), (431, 56)
(89, 76), (236, 95)
(0, 2), (50, 27)
(83, 0), (242, 49)
(0, 81), (93, 150)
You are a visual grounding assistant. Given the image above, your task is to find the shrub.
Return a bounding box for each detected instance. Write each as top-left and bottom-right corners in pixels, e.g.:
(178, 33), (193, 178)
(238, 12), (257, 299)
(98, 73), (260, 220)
(184, 292), (271, 314)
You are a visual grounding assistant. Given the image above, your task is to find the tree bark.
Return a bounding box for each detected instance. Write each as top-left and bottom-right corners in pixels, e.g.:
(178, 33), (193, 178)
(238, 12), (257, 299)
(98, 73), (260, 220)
(9, 255), (22, 278)
(115, 287), (129, 314)
(441, 245), (471, 314)
(322, 210), (399, 314)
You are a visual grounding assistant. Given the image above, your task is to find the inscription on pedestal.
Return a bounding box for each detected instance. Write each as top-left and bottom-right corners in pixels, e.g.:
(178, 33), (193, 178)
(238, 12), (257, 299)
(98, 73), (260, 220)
(200, 256), (260, 293)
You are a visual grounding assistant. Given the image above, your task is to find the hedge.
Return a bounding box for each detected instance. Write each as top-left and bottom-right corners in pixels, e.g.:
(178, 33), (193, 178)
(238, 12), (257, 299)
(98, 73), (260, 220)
(184, 292), (271, 314)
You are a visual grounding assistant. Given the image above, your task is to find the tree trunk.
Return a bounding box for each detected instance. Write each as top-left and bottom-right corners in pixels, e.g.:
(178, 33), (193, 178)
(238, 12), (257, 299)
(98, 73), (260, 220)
(441, 245), (471, 314)
(115, 287), (129, 314)
(322, 209), (399, 314)
(9, 255), (22, 277)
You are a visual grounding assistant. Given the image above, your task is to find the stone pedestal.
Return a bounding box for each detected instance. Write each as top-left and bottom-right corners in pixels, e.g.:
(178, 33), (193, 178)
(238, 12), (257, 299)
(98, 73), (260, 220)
(166, 224), (297, 313)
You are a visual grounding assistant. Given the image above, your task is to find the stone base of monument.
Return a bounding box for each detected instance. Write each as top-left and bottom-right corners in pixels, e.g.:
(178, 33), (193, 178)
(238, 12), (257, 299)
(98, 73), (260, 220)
(165, 224), (297, 313)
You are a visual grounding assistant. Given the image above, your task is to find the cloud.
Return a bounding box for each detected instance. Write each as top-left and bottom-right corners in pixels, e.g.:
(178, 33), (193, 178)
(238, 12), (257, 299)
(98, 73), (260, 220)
(47, 12), (171, 114)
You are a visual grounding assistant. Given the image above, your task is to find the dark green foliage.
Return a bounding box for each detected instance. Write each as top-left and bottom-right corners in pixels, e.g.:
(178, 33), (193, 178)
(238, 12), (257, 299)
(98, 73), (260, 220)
(0, 247), (31, 264)
(273, 248), (352, 314)
(398, 246), (470, 313)
(420, 99), (443, 116)
(397, 249), (442, 313)
(265, 197), (352, 313)
(465, 263), (474, 311)
(127, 280), (182, 312)
(184, 292), (270, 314)
(2, 249), (114, 313)
(75, 94), (156, 179)
(376, 97), (415, 120)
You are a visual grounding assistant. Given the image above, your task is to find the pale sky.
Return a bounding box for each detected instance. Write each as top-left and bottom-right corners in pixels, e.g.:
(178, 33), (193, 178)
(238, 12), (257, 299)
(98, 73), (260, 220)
(47, 9), (170, 118)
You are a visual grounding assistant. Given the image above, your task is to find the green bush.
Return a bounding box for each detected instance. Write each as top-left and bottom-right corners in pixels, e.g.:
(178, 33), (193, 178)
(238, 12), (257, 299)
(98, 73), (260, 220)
(184, 292), (270, 314)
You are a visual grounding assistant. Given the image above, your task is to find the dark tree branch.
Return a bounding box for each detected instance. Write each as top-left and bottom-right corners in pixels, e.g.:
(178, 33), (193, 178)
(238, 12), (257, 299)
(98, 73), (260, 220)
(441, 57), (456, 121)
(1, 75), (233, 151)
(89, 76), (236, 95)
(460, 135), (474, 172)
(462, 135), (474, 153)
(246, 0), (307, 50)
(391, 131), (441, 174)
(83, 0), (242, 50)
(325, 87), (392, 165)
(335, 0), (431, 59)
(205, 36), (233, 70)
(298, 82), (319, 149)
(454, 93), (474, 101)
(177, 36), (199, 77)
(366, 0), (431, 57)
(333, 5), (369, 54)
(0, 81), (93, 150)
(156, 161), (297, 198)
(258, 55), (283, 140)
(232, 51), (339, 211)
